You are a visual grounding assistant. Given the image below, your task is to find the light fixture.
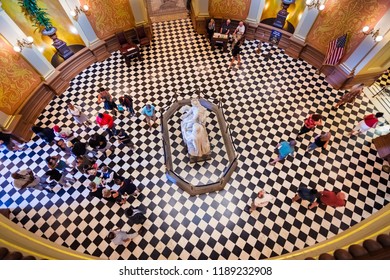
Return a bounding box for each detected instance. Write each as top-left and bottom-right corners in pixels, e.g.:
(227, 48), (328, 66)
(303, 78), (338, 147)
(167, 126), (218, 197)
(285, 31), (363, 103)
(70, 4), (89, 19)
(13, 36), (34, 52)
(362, 26), (383, 42)
(306, 0), (325, 11)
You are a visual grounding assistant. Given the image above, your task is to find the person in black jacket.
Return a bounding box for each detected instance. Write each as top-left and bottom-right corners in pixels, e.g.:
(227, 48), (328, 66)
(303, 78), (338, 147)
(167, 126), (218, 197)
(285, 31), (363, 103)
(31, 126), (55, 144)
(229, 41), (241, 69)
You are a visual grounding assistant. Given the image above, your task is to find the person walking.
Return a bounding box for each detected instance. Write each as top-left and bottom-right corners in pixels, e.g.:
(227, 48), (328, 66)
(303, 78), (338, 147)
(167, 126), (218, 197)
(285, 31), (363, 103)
(229, 41), (242, 69)
(298, 114), (323, 135)
(67, 103), (92, 127)
(245, 189), (275, 214)
(270, 140), (296, 165)
(292, 186), (319, 209)
(309, 190), (347, 208)
(307, 132), (331, 152)
(141, 104), (157, 130)
(334, 83), (364, 108)
(106, 227), (142, 246)
(96, 112), (117, 138)
(349, 112), (384, 136)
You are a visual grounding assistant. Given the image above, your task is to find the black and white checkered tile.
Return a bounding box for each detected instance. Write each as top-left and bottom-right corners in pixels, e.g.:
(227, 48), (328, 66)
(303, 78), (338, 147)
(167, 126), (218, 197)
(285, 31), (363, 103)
(1, 19), (389, 260)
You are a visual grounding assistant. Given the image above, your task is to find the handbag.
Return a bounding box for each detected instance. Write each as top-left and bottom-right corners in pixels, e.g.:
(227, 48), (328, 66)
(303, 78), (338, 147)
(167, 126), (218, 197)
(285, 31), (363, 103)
(117, 104), (124, 112)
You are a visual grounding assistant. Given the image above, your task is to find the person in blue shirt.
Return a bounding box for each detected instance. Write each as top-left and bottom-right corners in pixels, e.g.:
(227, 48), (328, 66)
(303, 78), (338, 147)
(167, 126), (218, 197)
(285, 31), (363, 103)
(141, 104), (157, 130)
(270, 140), (296, 165)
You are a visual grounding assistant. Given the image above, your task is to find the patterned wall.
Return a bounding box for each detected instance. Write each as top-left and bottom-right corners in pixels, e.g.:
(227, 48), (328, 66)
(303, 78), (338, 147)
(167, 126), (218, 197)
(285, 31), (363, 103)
(209, 0), (251, 21)
(0, 35), (41, 116)
(2, 0), (84, 63)
(82, 0), (136, 38)
(306, 0), (390, 58)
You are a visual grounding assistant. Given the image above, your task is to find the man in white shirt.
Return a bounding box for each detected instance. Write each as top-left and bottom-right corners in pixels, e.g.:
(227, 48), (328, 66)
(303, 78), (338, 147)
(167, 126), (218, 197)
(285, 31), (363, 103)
(233, 21), (245, 45)
(245, 189), (275, 214)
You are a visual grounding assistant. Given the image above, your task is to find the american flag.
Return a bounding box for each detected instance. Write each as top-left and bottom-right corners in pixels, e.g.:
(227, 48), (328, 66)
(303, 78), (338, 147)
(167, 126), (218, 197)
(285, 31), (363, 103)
(323, 33), (348, 66)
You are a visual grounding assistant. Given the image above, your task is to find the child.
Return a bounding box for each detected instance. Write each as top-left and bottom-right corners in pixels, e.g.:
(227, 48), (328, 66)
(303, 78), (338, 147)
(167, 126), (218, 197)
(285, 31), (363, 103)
(117, 129), (134, 149)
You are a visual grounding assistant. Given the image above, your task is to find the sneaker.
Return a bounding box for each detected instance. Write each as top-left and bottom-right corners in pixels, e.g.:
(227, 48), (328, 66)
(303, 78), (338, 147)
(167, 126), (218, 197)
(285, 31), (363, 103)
(244, 205), (252, 214)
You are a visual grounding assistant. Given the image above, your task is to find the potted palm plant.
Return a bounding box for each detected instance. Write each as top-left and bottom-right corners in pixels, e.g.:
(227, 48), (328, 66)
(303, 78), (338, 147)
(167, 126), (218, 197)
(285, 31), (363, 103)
(19, 0), (74, 59)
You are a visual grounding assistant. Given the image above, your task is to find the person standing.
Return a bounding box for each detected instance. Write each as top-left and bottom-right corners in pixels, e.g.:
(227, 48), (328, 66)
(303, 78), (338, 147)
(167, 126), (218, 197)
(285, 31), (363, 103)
(270, 140), (296, 165)
(334, 83), (364, 108)
(307, 132), (331, 152)
(97, 87), (118, 116)
(106, 227), (140, 246)
(229, 41), (242, 69)
(245, 189), (275, 214)
(298, 114), (323, 135)
(206, 18), (215, 41)
(141, 104), (157, 130)
(96, 112), (117, 138)
(349, 112), (383, 136)
(67, 103), (92, 127)
(119, 95), (135, 116)
(292, 186), (319, 209)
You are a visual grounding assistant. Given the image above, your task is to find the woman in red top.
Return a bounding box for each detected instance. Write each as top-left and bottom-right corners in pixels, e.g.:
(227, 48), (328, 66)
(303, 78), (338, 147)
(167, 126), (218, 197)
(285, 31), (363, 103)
(299, 114), (323, 135)
(349, 112), (383, 136)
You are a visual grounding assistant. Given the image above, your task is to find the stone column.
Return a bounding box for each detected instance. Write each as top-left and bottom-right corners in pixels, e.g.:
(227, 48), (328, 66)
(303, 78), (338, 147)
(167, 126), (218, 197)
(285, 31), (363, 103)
(0, 3), (54, 132)
(245, 0), (265, 40)
(0, 7), (55, 79)
(191, 0), (209, 34)
(58, 0), (110, 61)
(285, 7), (320, 58)
(129, 0), (149, 25)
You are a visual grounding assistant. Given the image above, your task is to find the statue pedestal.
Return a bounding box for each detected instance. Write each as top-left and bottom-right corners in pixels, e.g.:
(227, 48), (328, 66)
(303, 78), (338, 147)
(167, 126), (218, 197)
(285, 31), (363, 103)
(42, 27), (74, 60)
(189, 153), (211, 164)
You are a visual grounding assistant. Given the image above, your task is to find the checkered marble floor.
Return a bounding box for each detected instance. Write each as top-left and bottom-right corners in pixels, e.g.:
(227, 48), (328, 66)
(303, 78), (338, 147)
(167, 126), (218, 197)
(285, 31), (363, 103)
(1, 19), (389, 260)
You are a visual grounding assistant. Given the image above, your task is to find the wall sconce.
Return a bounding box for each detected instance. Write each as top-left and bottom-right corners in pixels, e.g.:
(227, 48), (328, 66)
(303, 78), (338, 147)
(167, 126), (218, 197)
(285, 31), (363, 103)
(13, 36), (34, 52)
(362, 26), (383, 42)
(306, 0), (325, 11)
(70, 4), (89, 19)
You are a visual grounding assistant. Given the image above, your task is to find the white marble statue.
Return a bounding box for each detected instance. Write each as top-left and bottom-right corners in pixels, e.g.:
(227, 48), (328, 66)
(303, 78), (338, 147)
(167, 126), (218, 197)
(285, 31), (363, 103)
(180, 99), (210, 157)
